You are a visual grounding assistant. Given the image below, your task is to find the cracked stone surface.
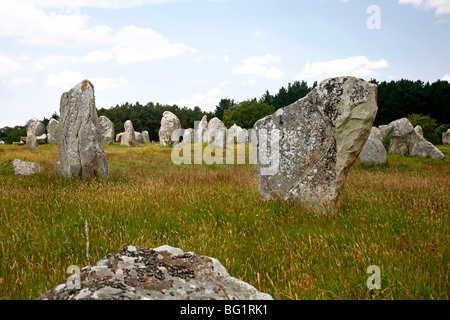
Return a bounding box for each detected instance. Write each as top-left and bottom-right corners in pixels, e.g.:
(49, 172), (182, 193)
(98, 116), (115, 145)
(360, 127), (386, 164)
(253, 77), (378, 211)
(46, 118), (59, 144)
(38, 245), (273, 300)
(159, 111), (181, 146)
(55, 80), (109, 179)
(13, 159), (42, 176)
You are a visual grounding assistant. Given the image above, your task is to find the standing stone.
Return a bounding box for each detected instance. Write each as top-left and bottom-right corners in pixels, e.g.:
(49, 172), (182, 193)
(196, 115), (208, 143)
(254, 77), (378, 211)
(227, 124), (247, 144)
(183, 128), (196, 143)
(159, 111), (181, 146)
(381, 118), (444, 160)
(46, 118), (59, 144)
(13, 159), (42, 176)
(414, 125), (423, 138)
(142, 131), (150, 143)
(26, 134), (38, 150)
(360, 127), (387, 164)
(116, 133), (123, 144)
(135, 132), (144, 144)
(442, 129), (450, 145)
(27, 117), (45, 137)
(207, 117), (227, 148)
(121, 121), (138, 147)
(98, 116), (115, 145)
(38, 245), (273, 300)
(55, 80), (109, 179)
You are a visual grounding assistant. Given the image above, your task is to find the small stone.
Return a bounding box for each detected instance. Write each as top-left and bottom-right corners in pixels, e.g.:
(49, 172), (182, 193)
(13, 159), (42, 176)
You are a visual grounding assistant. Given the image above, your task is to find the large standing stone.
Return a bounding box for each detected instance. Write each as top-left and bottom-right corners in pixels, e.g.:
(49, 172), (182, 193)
(135, 132), (144, 144)
(142, 131), (150, 143)
(360, 127), (387, 164)
(253, 77), (378, 211)
(443, 129), (450, 145)
(55, 80), (109, 179)
(98, 116), (115, 145)
(207, 117), (227, 148)
(27, 117), (45, 137)
(121, 120), (138, 147)
(26, 134), (38, 150)
(159, 111), (181, 146)
(46, 118), (59, 144)
(381, 118), (444, 160)
(196, 115), (208, 143)
(38, 245), (273, 300)
(13, 159), (42, 176)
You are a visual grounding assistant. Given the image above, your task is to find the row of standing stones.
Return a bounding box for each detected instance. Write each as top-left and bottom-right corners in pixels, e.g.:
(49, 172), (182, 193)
(9, 77), (446, 300)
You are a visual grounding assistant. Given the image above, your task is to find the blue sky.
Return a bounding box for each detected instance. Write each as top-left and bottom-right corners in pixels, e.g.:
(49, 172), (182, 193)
(0, 0), (449, 128)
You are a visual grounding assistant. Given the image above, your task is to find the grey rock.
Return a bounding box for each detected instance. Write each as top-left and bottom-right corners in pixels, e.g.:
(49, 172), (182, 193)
(183, 128), (196, 143)
(381, 118), (444, 160)
(121, 120), (137, 147)
(159, 111), (181, 146)
(360, 128), (387, 164)
(46, 118), (59, 144)
(227, 124), (247, 145)
(26, 117), (45, 137)
(20, 136), (27, 143)
(414, 125), (423, 138)
(55, 80), (109, 179)
(141, 131), (150, 143)
(0, 139), (4, 145)
(443, 129), (450, 145)
(26, 134), (38, 150)
(135, 132), (144, 144)
(37, 245), (273, 300)
(254, 77), (378, 211)
(98, 116), (115, 145)
(36, 134), (47, 144)
(207, 118), (227, 148)
(13, 141), (25, 146)
(196, 115), (208, 143)
(116, 133), (123, 144)
(13, 159), (42, 176)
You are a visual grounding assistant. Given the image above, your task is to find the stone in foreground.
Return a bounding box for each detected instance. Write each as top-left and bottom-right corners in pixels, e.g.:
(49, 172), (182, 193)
(13, 159), (42, 176)
(38, 245), (273, 300)
(254, 77), (378, 211)
(55, 80), (109, 179)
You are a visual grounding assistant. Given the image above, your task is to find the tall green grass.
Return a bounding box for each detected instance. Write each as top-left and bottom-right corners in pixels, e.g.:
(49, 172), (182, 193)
(0, 143), (448, 300)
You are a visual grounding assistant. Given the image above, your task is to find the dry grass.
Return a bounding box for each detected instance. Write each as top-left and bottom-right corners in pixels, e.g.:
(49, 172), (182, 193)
(0, 143), (448, 300)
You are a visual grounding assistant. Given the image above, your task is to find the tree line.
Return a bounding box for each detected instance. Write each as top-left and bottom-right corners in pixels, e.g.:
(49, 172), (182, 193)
(1, 78), (449, 144)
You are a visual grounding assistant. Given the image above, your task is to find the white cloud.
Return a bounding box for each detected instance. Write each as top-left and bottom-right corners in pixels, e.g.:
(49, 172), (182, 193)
(442, 74), (450, 82)
(47, 70), (129, 90)
(173, 84), (225, 111)
(0, 55), (23, 74)
(399, 0), (450, 15)
(295, 56), (389, 80)
(232, 54), (285, 80)
(111, 25), (195, 64)
(14, 0), (204, 9)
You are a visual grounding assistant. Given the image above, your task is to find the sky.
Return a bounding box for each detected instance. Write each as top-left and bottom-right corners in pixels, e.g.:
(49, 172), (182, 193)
(0, 0), (449, 128)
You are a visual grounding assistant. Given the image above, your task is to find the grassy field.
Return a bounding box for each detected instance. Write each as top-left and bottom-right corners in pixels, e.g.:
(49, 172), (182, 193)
(0, 142), (448, 300)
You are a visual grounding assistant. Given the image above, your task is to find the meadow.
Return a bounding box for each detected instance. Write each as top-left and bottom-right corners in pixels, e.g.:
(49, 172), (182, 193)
(0, 142), (448, 300)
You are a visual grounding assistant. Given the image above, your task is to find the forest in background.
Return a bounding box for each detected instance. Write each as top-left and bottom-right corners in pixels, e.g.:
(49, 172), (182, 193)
(1, 78), (449, 144)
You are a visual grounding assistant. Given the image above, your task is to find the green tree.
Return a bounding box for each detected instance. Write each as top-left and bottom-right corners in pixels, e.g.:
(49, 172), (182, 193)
(223, 99), (275, 129)
(214, 99), (235, 120)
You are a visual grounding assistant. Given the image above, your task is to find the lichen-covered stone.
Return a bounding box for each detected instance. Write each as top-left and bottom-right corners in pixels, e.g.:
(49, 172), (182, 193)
(207, 118), (227, 148)
(159, 111), (181, 146)
(46, 118), (59, 144)
(26, 117), (45, 137)
(254, 77), (378, 211)
(98, 116), (115, 145)
(135, 132), (144, 144)
(26, 134), (38, 150)
(196, 115), (208, 143)
(36, 134), (47, 144)
(183, 128), (196, 143)
(142, 131), (150, 143)
(55, 80), (109, 179)
(37, 245), (273, 300)
(227, 124), (247, 145)
(13, 159), (42, 176)
(121, 121), (137, 147)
